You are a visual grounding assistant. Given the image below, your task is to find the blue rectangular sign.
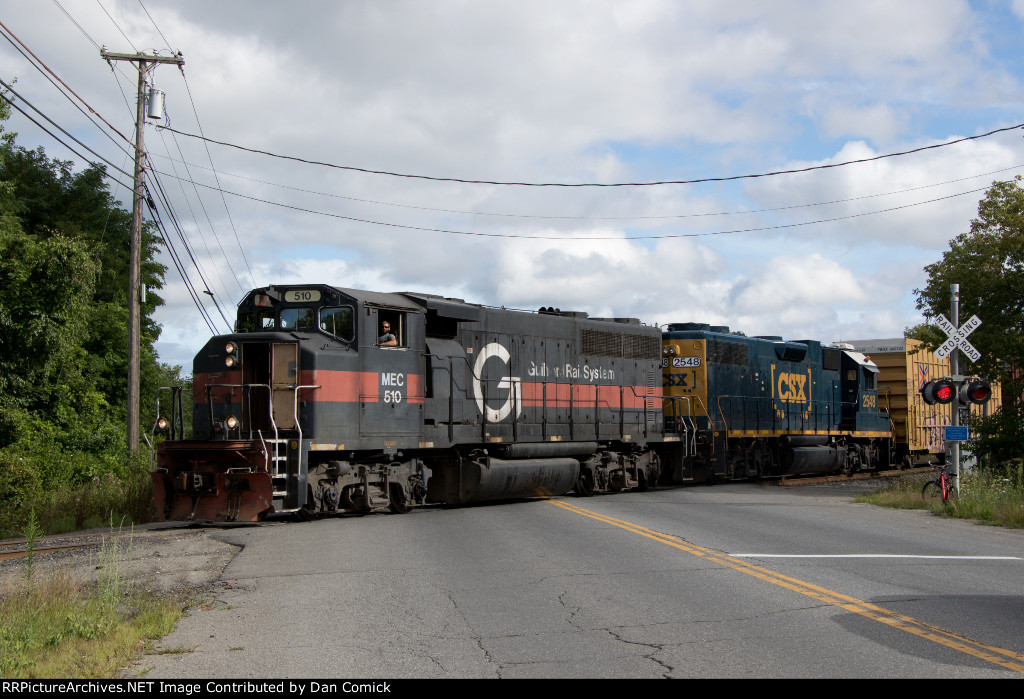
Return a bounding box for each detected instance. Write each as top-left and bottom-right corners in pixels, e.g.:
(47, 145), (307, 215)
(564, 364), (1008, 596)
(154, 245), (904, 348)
(945, 426), (969, 442)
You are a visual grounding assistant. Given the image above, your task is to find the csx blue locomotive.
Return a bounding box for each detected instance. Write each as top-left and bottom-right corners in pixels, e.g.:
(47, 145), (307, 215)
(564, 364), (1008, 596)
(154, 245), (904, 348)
(152, 285), (891, 521)
(660, 324), (890, 484)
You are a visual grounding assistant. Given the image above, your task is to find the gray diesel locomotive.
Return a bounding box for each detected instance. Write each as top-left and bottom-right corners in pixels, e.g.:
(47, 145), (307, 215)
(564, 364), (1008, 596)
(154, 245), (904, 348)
(153, 284), (669, 521)
(152, 285), (894, 521)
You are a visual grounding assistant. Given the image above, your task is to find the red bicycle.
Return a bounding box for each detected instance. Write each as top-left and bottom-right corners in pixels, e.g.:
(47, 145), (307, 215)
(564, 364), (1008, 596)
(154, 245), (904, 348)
(922, 463), (958, 504)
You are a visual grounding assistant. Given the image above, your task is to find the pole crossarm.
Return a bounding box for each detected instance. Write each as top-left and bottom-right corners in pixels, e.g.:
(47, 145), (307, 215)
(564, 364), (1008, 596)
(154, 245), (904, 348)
(100, 49), (184, 66)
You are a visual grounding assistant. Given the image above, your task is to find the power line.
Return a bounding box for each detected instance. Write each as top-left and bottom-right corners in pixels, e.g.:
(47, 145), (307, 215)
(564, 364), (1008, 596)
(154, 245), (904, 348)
(145, 169), (232, 331)
(50, 0), (101, 51)
(0, 89), (134, 189)
(136, 0), (173, 51)
(0, 23), (136, 162)
(148, 151), (1024, 223)
(94, 0), (138, 52)
(128, 0), (256, 291)
(156, 127), (246, 300)
(156, 121), (1024, 188)
(162, 173), (992, 241)
(176, 73), (256, 289)
(0, 19), (137, 150)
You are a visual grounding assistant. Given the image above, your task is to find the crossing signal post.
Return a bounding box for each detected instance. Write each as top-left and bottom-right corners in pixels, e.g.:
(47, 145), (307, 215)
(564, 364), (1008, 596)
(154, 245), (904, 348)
(923, 284), (995, 493)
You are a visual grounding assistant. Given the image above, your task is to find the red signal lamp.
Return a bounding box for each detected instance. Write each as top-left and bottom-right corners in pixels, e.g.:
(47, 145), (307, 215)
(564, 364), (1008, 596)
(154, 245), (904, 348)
(959, 380), (992, 405)
(921, 379), (956, 405)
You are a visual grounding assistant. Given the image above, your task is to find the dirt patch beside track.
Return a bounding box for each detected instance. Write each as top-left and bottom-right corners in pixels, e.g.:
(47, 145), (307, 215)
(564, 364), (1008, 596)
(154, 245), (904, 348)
(0, 525), (240, 596)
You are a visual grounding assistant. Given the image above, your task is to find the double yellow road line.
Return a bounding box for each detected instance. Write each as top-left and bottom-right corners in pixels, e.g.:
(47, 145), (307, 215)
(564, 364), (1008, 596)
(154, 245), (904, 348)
(550, 499), (1024, 674)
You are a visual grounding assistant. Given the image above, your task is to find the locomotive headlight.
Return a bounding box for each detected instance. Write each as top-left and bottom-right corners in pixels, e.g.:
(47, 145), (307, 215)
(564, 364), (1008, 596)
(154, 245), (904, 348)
(225, 341), (240, 368)
(225, 415), (239, 429)
(156, 416), (169, 431)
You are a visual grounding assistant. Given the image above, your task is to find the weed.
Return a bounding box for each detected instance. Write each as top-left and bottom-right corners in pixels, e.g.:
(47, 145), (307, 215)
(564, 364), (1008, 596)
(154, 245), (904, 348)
(857, 466), (1024, 527)
(21, 509), (42, 587)
(0, 519), (182, 678)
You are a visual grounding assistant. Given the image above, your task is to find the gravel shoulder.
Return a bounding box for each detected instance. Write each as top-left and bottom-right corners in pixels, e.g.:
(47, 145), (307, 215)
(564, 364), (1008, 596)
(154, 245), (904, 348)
(0, 523), (242, 596)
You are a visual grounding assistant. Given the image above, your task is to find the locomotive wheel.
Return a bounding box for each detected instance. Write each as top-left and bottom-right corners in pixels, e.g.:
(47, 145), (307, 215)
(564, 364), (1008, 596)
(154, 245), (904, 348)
(388, 483), (412, 514)
(574, 471), (595, 497)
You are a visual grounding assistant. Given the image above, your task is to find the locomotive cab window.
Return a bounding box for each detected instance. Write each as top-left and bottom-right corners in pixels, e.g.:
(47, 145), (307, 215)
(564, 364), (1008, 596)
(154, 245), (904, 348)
(236, 308), (275, 333)
(280, 307), (315, 331)
(320, 306), (354, 342)
(863, 367), (877, 390)
(376, 310), (405, 348)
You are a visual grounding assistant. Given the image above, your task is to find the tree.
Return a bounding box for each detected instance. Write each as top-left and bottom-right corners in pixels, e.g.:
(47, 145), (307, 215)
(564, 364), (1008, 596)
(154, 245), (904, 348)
(0, 89), (181, 482)
(915, 176), (1024, 464)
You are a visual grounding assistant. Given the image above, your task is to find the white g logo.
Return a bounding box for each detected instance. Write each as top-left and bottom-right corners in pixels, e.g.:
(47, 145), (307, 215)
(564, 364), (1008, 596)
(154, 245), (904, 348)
(473, 342), (522, 422)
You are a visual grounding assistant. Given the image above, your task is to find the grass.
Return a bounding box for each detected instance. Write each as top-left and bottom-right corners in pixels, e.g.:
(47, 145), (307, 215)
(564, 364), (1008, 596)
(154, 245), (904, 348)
(0, 516), (183, 678)
(856, 464), (1024, 528)
(0, 463), (155, 539)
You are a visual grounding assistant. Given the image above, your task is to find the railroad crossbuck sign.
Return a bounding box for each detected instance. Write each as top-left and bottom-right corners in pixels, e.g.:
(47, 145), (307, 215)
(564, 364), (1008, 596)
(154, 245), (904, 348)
(933, 314), (982, 363)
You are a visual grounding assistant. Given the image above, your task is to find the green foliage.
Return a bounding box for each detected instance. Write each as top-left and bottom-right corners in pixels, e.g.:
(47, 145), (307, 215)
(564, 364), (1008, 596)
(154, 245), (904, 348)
(903, 322), (946, 348)
(857, 467), (1024, 528)
(0, 82), (185, 532)
(21, 509), (42, 586)
(915, 177), (1024, 467)
(0, 529), (182, 679)
(0, 453), (154, 538)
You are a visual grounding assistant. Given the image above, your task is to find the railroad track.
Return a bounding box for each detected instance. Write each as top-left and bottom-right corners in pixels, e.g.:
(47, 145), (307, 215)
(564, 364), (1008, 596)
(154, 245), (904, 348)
(0, 526), (210, 563)
(772, 465), (933, 487)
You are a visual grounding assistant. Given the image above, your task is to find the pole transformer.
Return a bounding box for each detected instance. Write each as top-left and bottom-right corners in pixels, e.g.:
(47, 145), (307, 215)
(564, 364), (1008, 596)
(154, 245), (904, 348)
(100, 48), (184, 454)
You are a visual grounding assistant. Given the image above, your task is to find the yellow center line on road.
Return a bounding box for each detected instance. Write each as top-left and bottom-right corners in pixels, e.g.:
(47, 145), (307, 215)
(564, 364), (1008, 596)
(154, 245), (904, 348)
(549, 499), (1024, 674)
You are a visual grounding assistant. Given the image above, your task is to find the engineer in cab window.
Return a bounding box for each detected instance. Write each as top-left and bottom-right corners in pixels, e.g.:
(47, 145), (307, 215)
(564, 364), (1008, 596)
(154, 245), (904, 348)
(378, 321), (397, 347)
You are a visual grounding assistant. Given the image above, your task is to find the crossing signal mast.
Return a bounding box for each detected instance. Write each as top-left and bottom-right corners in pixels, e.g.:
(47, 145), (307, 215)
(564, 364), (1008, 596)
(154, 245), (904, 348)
(917, 284), (994, 493)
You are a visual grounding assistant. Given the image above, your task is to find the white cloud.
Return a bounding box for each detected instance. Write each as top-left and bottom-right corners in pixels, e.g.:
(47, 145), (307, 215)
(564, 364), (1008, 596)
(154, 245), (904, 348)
(3, 0), (1023, 373)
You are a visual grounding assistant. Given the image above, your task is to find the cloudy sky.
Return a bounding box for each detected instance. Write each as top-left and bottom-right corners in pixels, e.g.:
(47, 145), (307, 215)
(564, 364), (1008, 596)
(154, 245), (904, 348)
(2, 0), (1023, 370)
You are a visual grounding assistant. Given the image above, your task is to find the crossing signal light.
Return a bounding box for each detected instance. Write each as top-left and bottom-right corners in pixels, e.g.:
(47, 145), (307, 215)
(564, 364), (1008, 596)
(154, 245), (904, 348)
(959, 379), (992, 405)
(921, 379), (955, 405)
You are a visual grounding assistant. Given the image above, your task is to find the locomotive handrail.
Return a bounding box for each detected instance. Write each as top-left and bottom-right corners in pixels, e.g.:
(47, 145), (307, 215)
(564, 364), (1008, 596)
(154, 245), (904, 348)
(206, 382), (277, 471)
(292, 384), (321, 478)
(153, 386), (185, 442)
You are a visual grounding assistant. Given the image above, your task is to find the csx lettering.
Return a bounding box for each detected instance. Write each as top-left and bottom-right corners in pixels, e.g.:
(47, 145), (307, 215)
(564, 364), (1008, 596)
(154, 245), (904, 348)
(777, 372), (808, 403)
(663, 373), (689, 388)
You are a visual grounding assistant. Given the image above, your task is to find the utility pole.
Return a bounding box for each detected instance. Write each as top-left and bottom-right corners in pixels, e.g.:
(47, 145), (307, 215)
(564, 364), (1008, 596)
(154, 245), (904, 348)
(100, 48), (184, 454)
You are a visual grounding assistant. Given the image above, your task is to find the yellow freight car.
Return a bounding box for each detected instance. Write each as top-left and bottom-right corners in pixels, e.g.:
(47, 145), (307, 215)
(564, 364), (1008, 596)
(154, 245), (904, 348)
(844, 338), (1001, 467)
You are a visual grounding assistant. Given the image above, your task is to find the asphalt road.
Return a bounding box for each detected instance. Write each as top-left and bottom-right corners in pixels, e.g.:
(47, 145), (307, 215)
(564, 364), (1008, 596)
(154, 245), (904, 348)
(128, 482), (1024, 679)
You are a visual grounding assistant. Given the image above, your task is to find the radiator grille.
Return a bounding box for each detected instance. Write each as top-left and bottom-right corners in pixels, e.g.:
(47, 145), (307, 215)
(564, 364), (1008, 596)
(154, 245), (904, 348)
(582, 328), (659, 359)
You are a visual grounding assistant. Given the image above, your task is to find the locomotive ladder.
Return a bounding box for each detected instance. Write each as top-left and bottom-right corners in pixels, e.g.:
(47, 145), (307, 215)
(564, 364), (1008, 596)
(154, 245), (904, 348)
(261, 437), (290, 498)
